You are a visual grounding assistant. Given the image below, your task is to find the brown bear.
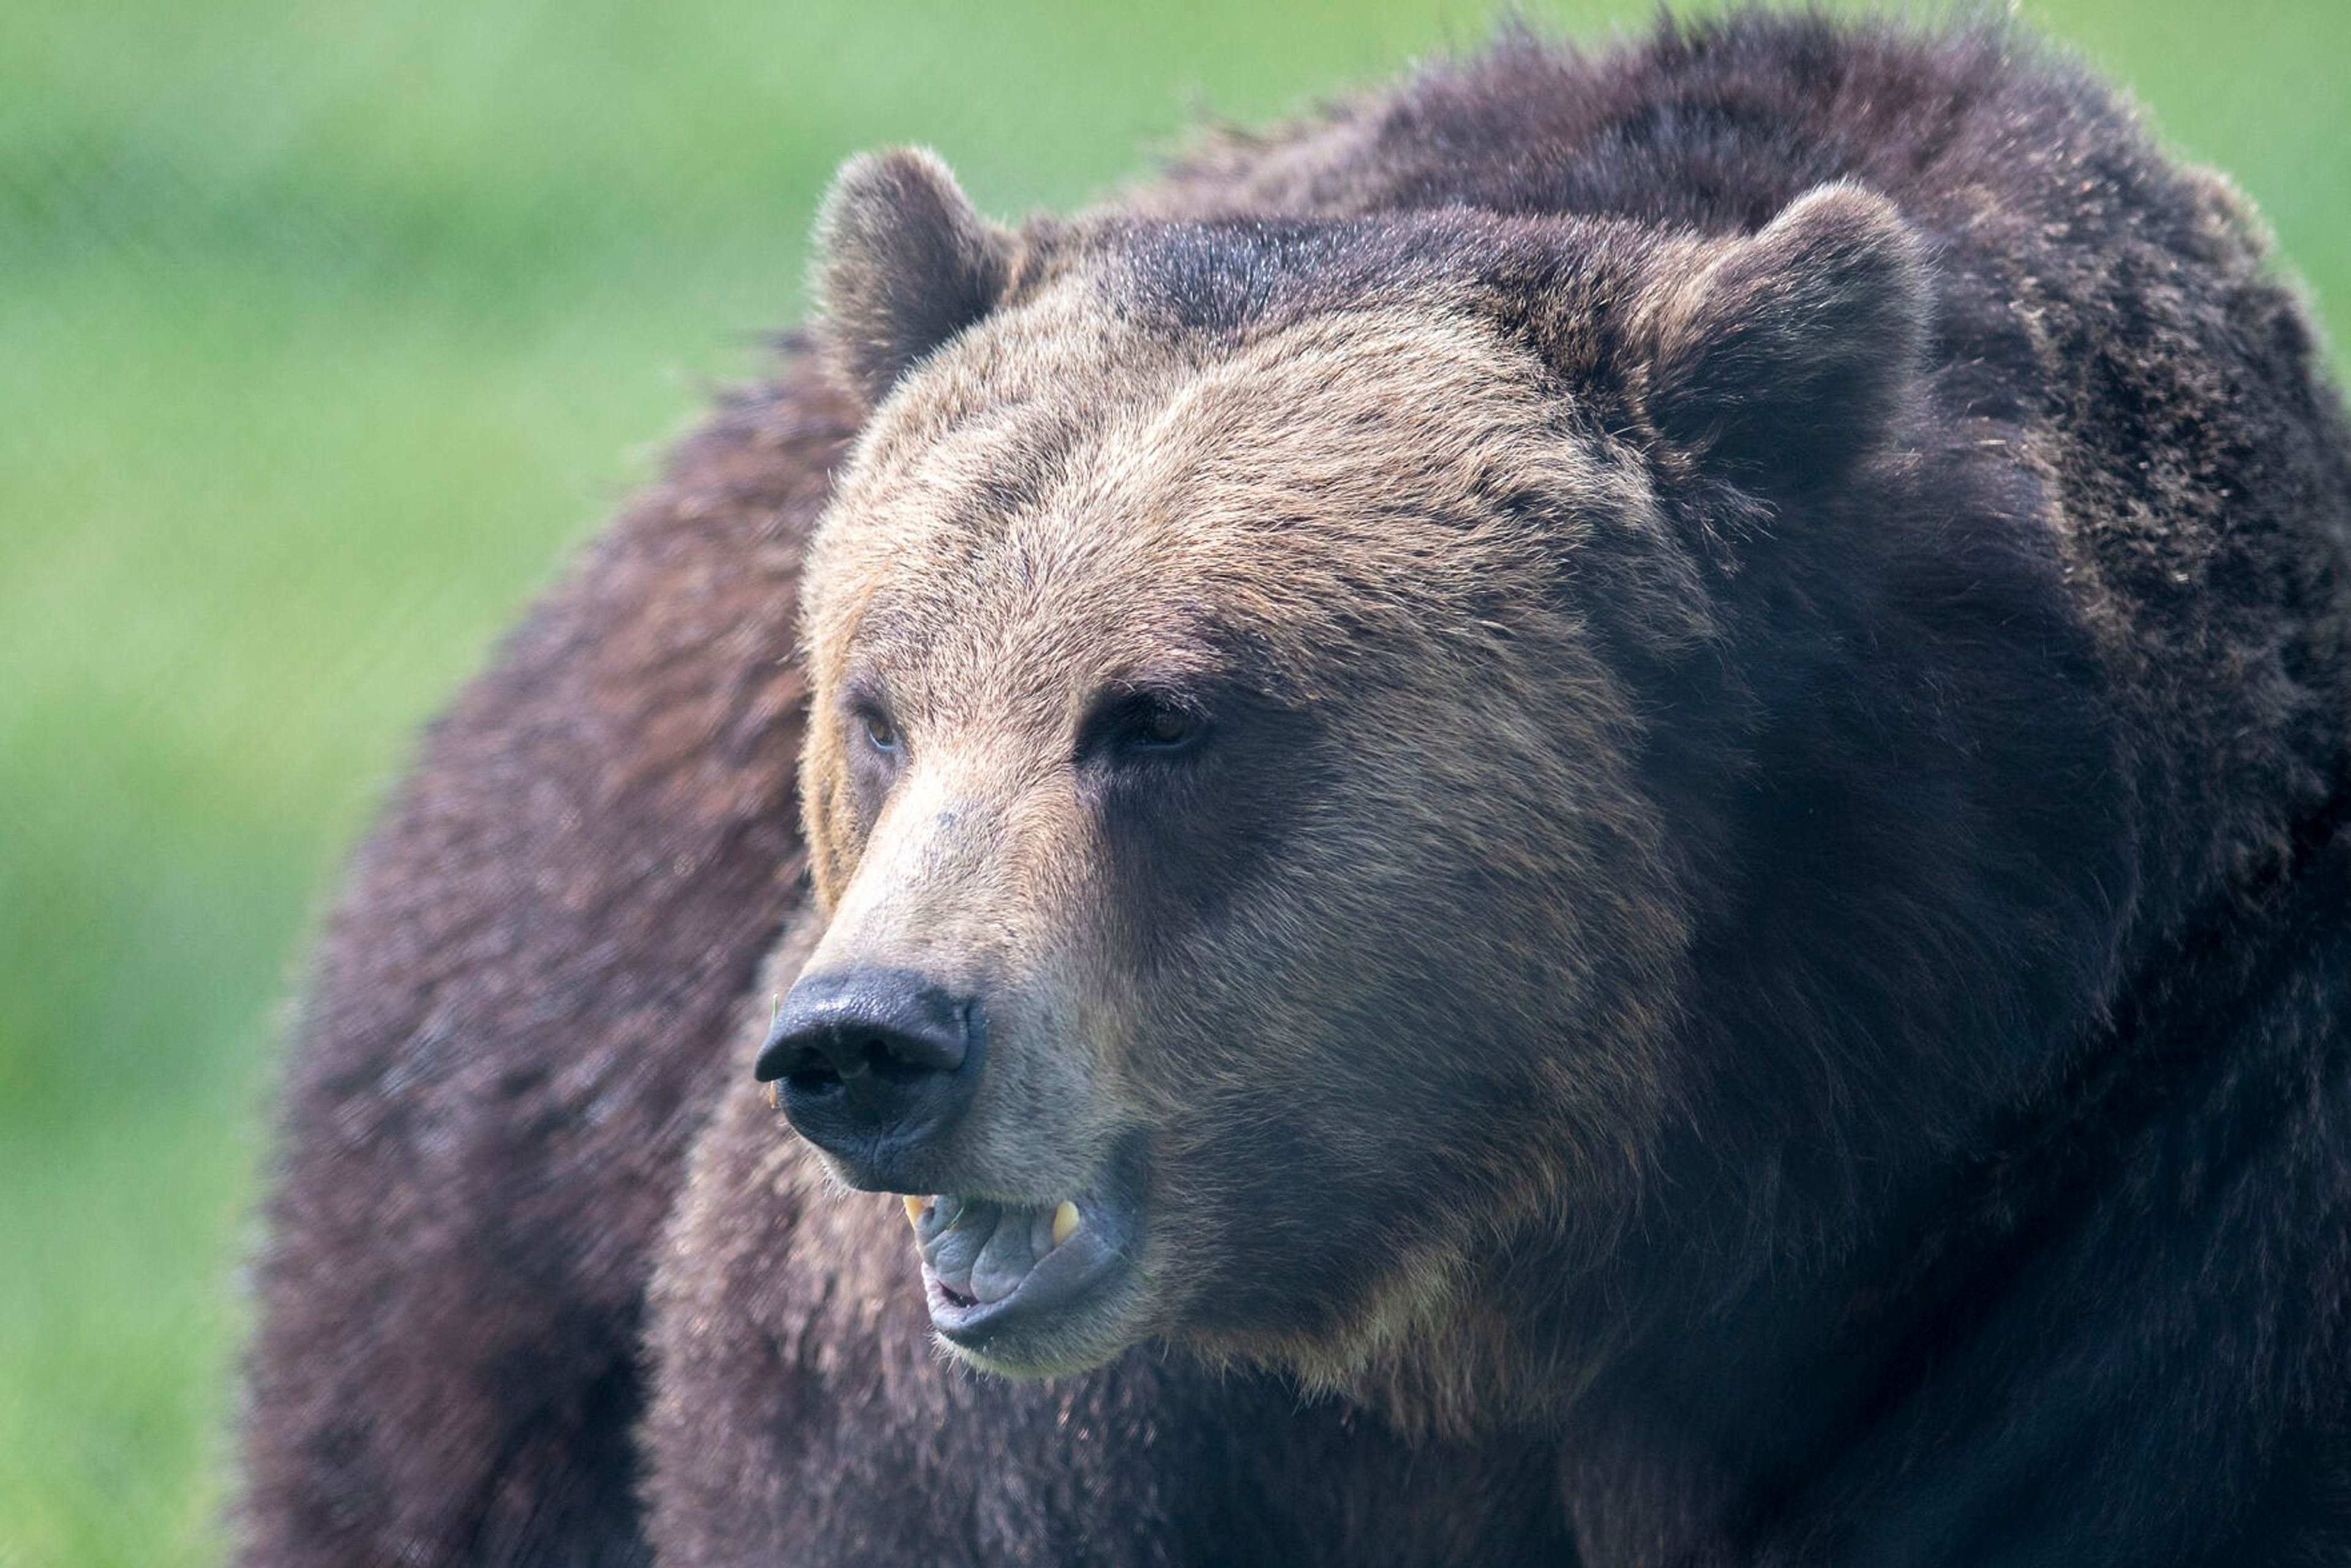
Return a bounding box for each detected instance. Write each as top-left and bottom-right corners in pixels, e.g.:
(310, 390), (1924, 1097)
(238, 9), (2351, 1565)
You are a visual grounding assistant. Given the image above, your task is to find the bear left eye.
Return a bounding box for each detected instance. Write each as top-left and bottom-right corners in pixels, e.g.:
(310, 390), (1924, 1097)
(1106, 693), (1204, 756)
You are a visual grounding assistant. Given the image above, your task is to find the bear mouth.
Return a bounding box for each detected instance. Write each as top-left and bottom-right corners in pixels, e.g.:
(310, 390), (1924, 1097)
(902, 1153), (1142, 1353)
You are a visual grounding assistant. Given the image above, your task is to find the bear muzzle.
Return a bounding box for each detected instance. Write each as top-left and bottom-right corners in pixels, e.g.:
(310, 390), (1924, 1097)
(759, 967), (1152, 1369)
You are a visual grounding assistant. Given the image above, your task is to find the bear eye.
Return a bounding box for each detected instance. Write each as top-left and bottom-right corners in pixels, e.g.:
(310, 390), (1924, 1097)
(857, 707), (901, 754)
(1104, 692), (1205, 756)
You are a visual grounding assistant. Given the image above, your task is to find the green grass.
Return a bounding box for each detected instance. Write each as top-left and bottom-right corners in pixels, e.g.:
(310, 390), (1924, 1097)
(2, 0), (2344, 1561)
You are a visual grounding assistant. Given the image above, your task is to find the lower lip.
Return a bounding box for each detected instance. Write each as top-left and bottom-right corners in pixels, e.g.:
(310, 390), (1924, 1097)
(927, 1229), (1138, 1351)
(926, 1233), (1130, 1341)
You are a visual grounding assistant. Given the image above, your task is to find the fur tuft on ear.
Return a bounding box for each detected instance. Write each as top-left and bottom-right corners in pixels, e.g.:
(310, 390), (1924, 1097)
(811, 149), (1016, 405)
(1644, 183), (1931, 490)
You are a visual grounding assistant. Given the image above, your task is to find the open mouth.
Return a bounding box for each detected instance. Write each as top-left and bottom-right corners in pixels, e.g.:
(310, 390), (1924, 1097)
(902, 1166), (1139, 1351)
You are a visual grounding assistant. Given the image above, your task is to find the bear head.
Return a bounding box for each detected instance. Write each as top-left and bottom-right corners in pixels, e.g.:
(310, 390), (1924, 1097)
(756, 149), (2118, 1419)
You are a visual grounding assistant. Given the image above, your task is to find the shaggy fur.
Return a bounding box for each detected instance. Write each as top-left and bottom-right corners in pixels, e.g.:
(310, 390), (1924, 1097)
(240, 10), (2351, 1565)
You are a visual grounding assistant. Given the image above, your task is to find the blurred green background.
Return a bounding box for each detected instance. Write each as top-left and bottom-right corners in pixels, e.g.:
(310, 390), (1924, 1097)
(1, 0), (2343, 1561)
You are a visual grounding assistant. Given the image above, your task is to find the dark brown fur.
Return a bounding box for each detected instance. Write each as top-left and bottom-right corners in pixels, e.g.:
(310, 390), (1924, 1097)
(241, 11), (2351, 1565)
(235, 352), (852, 1564)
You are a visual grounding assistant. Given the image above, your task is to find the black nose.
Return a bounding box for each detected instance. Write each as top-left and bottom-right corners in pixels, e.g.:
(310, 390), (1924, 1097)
(754, 969), (982, 1185)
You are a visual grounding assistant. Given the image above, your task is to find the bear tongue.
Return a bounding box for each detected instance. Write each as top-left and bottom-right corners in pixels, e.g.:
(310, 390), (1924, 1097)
(911, 1196), (1079, 1305)
(970, 1214), (1040, 1304)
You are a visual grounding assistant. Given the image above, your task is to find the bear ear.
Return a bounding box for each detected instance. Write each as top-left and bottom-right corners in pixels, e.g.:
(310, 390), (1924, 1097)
(811, 148), (1017, 405)
(1643, 183), (1930, 492)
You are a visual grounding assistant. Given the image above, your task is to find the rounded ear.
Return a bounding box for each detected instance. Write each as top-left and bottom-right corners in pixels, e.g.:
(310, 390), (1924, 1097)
(811, 148), (1016, 406)
(1644, 184), (1931, 491)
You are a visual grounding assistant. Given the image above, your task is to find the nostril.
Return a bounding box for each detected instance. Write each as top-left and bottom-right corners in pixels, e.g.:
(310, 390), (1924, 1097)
(783, 1056), (846, 1093)
(781, 1031), (932, 1089)
(864, 1038), (935, 1084)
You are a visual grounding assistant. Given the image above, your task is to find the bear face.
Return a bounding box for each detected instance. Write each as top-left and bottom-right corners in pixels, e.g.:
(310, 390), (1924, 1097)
(797, 277), (1681, 1385)
(764, 151), (1968, 1396)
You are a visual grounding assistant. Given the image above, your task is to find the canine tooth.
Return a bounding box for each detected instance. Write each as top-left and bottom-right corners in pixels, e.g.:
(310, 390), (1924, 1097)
(903, 1195), (926, 1228)
(1051, 1201), (1080, 1247)
(765, 1081), (783, 1112)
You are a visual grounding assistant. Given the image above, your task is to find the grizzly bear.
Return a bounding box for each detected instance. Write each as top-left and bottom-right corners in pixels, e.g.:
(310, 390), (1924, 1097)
(238, 9), (2351, 1566)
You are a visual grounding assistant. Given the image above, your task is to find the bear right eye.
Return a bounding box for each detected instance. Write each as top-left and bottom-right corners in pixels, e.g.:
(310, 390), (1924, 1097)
(858, 708), (901, 754)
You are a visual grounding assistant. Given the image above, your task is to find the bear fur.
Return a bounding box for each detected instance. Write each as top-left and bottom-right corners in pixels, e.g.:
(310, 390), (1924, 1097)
(238, 10), (2351, 1565)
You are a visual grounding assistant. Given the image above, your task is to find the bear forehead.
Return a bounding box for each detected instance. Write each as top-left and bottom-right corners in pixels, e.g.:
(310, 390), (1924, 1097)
(807, 285), (1634, 704)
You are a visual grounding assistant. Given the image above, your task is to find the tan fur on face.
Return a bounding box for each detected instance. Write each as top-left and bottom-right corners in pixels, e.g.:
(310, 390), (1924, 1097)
(794, 264), (1700, 1405)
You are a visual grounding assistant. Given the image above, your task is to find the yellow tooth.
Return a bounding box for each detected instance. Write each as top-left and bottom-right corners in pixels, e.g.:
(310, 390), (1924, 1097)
(1051, 1201), (1080, 1248)
(765, 1081), (783, 1112)
(902, 1195), (927, 1229)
